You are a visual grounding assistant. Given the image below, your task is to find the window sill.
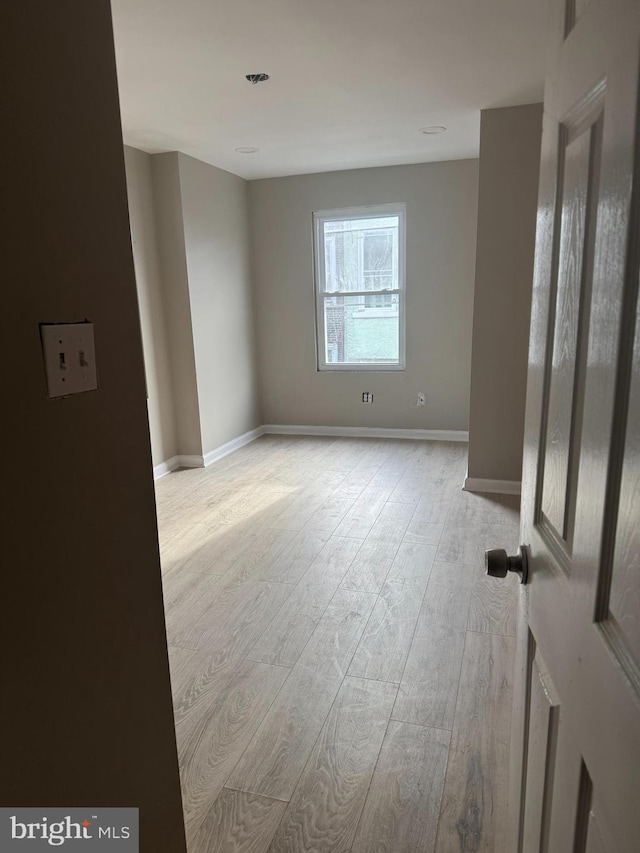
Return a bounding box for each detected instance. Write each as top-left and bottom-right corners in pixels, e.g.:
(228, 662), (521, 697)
(318, 364), (406, 373)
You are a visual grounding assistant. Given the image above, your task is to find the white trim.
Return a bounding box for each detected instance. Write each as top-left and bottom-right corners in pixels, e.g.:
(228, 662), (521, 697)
(153, 456), (181, 480)
(313, 203), (406, 221)
(155, 424), (469, 481)
(153, 428), (265, 479)
(177, 454), (205, 469)
(263, 424), (469, 442)
(313, 203), (406, 372)
(202, 426), (265, 467)
(153, 453), (207, 479)
(463, 475), (522, 495)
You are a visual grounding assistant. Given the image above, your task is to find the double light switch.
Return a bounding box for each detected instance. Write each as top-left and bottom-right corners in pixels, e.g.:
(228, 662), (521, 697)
(40, 322), (98, 398)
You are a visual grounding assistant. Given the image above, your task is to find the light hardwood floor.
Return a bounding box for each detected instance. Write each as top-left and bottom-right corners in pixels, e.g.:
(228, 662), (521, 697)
(156, 435), (520, 853)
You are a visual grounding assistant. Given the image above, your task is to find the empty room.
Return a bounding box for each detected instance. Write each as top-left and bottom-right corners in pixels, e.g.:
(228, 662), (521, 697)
(3, 1), (639, 852)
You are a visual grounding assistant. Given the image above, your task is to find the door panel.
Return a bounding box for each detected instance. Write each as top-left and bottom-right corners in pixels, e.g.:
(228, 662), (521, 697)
(566, 0), (594, 36)
(522, 649), (560, 853)
(508, 0), (640, 850)
(540, 97), (603, 551)
(585, 822), (606, 853)
(547, 747), (590, 851)
(607, 270), (640, 673)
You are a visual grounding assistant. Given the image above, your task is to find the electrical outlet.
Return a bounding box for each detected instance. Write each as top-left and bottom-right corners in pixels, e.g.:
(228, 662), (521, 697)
(362, 392), (373, 403)
(40, 322), (98, 398)
(417, 392), (426, 407)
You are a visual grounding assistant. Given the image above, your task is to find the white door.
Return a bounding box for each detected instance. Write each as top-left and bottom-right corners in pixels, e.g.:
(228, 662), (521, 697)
(501, 0), (640, 850)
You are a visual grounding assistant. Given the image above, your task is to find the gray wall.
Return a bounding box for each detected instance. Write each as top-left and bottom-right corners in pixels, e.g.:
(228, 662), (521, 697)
(126, 151), (261, 463)
(152, 152), (203, 457)
(178, 154), (261, 454)
(124, 146), (178, 466)
(1, 1), (186, 849)
(467, 104), (543, 484)
(249, 161), (479, 430)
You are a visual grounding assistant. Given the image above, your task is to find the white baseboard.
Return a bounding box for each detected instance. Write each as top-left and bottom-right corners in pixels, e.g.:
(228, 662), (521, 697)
(202, 426), (265, 467)
(152, 456), (181, 480)
(153, 453), (204, 479)
(155, 424), (469, 480)
(262, 424), (469, 442)
(177, 454), (206, 469)
(153, 427), (265, 480)
(463, 476), (521, 496)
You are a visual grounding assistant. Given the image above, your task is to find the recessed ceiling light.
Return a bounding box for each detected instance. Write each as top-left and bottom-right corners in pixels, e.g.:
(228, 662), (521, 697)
(245, 73), (270, 84)
(234, 147), (259, 154)
(420, 126), (447, 135)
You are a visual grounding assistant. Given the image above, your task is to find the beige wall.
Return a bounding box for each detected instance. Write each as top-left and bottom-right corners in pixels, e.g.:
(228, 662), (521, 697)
(249, 161), (479, 430)
(2, 1), (186, 849)
(178, 154), (261, 454)
(152, 152), (203, 457)
(467, 104), (543, 484)
(126, 151), (261, 463)
(124, 146), (178, 466)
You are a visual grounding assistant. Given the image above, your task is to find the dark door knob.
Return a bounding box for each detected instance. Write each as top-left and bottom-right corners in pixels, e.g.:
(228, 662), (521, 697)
(485, 545), (528, 584)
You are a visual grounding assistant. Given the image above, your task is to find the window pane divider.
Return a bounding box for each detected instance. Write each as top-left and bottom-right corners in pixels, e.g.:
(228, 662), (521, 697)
(320, 289), (400, 299)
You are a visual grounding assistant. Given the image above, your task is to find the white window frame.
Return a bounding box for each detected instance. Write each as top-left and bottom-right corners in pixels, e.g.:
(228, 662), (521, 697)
(313, 203), (406, 372)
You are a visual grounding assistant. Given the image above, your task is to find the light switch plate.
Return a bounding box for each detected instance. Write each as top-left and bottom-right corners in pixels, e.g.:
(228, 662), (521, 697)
(40, 322), (98, 398)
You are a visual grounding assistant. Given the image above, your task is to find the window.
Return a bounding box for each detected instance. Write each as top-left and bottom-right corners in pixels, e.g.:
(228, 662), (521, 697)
(313, 204), (406, 370)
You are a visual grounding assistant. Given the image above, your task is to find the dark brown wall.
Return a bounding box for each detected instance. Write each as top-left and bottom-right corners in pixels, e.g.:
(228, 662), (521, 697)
(1, 3), (186, 849)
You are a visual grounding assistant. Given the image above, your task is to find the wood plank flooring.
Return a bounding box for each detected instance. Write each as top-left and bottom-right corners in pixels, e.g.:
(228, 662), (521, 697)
(156, 435), (520, 852)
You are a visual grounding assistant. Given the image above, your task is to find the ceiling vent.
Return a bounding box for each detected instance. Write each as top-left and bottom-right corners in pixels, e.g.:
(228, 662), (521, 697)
(246, 73), (270, 85)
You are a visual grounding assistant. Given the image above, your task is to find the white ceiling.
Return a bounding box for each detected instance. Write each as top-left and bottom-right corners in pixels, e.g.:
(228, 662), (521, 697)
(111, 0), (546, 180)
